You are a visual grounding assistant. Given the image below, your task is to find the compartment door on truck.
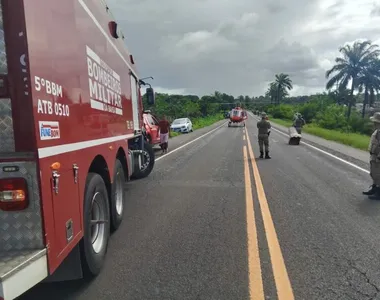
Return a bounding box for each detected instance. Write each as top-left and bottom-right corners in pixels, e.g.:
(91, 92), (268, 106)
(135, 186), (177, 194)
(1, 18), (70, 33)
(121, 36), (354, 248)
(50, 161), (81, 262)
(130, 75), (140, 131)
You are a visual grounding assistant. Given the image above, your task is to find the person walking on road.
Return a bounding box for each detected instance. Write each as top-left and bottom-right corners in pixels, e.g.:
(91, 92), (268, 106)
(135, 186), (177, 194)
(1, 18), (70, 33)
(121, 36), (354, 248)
(364, 112), (380, 199)
(257, 112), (271, 159)
(158, 115), (171, 154)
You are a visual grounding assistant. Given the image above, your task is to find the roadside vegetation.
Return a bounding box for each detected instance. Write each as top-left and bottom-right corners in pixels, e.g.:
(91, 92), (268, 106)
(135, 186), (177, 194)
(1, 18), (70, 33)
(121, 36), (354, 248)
(169, 114), (224, 138)
(269, 117), (369, 150)
(264, 98), (372, 150)
(142, 92), (236, 136)
(141, 40), (380, 149)
(192, 114), (224, 130)
(252, 40), (380, 150)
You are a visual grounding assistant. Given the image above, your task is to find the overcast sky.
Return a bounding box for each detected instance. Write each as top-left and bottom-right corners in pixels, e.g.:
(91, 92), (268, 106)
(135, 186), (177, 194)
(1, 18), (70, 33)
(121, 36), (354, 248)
(106, 0), (380, 97)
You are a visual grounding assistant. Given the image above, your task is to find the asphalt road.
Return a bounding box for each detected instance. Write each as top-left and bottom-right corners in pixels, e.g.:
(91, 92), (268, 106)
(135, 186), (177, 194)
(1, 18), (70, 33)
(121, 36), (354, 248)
(18, 116), (380, 300)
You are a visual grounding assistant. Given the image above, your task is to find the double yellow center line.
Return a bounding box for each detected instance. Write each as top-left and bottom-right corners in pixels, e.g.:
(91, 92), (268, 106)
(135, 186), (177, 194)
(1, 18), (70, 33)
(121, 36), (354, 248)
(243, 128), (294, 300)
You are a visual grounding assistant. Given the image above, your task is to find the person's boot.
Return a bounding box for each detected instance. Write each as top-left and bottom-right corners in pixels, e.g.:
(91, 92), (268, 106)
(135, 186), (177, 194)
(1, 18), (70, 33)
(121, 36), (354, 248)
(363, 184), (377, 195)
(368, 186), (380, 200)
(265, 151), (271, 159)
(259, 151), (264, 158)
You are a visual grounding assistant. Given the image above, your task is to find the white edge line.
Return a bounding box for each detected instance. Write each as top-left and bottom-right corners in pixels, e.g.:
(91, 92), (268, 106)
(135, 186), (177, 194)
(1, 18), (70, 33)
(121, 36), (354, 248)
(249, 112), (369, 174)
(271, 127), (370, 174)
(156, 121), (228, 161)
(78, 0), (138, 78)
(38, 134), (135, 158)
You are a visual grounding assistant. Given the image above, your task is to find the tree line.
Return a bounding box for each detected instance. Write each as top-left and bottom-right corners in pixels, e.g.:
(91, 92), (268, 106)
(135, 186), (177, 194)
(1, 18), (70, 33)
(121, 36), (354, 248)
(258, 40), (380, 136)
(264, 40), (380, 116)
(142, 39), (380, 136)
(142, 91), (257, 121)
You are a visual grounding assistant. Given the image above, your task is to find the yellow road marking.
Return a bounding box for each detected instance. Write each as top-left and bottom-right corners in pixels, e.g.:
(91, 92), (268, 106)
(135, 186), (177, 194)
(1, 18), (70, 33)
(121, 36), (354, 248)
(245, 129), (295, 300)
(243, 146), (264, 300)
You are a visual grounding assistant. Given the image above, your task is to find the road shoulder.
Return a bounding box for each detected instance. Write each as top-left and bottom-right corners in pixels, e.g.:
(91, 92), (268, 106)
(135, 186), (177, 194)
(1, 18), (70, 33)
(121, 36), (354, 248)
(249, 112), (370, 169)
(154, 119), (227, 157)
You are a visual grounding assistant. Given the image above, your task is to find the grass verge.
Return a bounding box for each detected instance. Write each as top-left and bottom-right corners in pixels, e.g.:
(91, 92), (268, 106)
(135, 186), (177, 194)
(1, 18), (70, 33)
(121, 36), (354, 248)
(192, 113), (224, 130)
(269, 117), (370, 151)
(169, 113), (224, 138)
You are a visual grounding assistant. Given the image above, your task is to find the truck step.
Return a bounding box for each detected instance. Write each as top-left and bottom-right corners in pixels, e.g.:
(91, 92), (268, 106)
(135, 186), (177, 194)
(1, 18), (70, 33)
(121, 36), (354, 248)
(0, 249), (47, 300)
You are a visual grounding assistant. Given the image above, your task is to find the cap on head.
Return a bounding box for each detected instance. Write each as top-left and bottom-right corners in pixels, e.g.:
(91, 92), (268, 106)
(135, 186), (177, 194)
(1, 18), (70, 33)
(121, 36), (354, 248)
(261, 112), (267, 118)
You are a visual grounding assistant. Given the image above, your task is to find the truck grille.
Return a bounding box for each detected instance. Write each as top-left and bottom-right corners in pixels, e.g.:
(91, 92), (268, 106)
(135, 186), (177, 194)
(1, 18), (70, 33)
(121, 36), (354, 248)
(0, 2), (15, 153)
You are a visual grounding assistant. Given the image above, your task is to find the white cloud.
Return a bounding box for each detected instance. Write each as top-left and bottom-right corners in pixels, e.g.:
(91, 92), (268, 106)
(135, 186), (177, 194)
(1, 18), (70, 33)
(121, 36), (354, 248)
(106, 0), (380, 97)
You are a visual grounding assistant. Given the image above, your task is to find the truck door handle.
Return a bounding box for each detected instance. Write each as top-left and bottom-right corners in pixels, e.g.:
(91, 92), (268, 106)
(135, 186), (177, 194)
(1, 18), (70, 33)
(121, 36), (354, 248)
(52, 171), (60, 194)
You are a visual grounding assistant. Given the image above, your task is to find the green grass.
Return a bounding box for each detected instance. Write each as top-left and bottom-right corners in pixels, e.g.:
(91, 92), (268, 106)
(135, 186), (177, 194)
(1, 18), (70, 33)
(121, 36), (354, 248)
(192, 113), (224, 130)
(302, 125), (370, 150)
(269, 118), (293, 127)
(269, 117), (370, 151)
(169, 132), (180, 138)
(169, 113), (224, 138)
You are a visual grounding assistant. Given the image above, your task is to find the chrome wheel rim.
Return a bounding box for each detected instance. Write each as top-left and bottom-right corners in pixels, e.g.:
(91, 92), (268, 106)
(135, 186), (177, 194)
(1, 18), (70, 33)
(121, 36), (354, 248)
(140, 151), (151, 171)
(115, 172), (124, 216)
(90, 192), (107, 253)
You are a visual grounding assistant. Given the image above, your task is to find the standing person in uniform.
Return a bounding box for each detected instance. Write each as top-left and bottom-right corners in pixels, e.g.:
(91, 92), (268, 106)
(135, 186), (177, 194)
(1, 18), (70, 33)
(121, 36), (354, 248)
(293, 113), (306, 134)
(158, 115), (171, 154)
(257, 112), (271, 159)
(363, 112), (380, 198)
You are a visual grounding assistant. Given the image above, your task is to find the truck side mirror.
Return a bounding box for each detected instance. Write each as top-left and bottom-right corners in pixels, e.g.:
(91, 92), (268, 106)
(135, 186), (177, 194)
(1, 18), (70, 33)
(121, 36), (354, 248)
(146, 87), (155, 105)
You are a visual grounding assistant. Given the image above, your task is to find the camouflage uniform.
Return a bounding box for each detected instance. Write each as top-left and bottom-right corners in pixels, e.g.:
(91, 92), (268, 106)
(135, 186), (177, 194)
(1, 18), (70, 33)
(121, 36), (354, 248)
(293, 116), (305, 134)
(257, 113), (271, 159)
(364, 112), (380, 199)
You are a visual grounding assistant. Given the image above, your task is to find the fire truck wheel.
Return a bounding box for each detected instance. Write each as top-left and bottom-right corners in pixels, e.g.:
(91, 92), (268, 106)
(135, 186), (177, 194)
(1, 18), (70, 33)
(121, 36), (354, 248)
(132, 140), (155, 180)
(110, 159), (125, 232)
(81, 173), (110, 277)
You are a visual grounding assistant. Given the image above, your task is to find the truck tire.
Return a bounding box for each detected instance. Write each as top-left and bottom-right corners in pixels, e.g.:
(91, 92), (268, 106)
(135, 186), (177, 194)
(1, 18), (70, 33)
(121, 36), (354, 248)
(110, 159), (125, 232)
(80, 173), (110, 277)
(132, 140), (155, 180)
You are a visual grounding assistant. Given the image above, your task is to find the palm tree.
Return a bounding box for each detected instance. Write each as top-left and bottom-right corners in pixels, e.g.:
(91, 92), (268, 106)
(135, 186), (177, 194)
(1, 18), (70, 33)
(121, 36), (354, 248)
(274, 73), (293, 105)
(329, 86), (351, 106)
(325, 40), (380, 118)
(358, 58), (380, 117)
(266, 82), (277, 104)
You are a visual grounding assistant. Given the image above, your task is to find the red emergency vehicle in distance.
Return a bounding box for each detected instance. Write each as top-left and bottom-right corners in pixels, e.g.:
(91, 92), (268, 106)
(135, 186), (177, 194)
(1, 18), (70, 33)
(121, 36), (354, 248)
(228, 106), (248, 127)
(0, 0), (157, 299)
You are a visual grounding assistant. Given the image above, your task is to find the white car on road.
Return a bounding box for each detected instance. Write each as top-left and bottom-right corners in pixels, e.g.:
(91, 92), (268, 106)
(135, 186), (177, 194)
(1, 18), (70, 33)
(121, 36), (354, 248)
(171, 118), (193, 133)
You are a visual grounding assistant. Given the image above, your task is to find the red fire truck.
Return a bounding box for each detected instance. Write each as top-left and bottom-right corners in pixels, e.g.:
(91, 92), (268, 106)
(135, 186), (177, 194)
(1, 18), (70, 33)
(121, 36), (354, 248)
(0, 1), (156, 299)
